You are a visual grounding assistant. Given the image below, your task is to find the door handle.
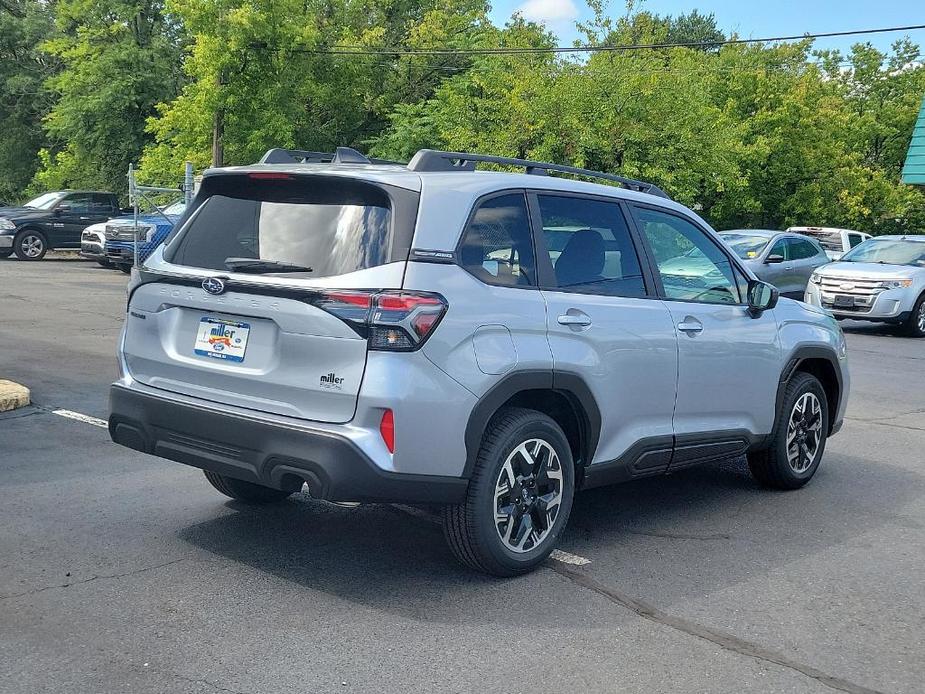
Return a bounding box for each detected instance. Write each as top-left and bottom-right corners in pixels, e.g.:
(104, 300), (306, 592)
(558, 312), (592, 327)
(677, 318), (703, 334)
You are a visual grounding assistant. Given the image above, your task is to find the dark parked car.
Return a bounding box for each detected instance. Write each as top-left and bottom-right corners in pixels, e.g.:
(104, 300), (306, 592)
(0, 191), (123, 261)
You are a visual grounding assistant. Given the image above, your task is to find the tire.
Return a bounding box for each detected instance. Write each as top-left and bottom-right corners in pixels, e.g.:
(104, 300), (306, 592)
(442, 407), (575, 577)
(747, 372), (829, 490)
(96, 259), (112, 268)
(117, 263), (132, 274)
(13, 229), (47, 260)
(901, 293), (925, 338)
(202, 470), (293, 504)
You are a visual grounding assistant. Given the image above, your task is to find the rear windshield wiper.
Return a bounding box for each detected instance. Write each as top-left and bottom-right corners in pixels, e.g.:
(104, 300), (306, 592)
(224, 257), (313, 274)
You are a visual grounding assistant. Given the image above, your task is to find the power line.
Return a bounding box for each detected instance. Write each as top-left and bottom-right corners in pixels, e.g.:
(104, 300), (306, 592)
(250, 23), (925, 57)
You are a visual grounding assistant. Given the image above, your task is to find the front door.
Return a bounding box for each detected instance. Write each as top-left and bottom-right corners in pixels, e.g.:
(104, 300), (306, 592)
(533, 193), (678, 474)
(630, 205), (781, 456)
(50, 193), (96, 247)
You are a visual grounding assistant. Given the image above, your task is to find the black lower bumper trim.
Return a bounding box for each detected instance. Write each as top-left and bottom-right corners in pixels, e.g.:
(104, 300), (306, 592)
(109, 386), (468, 504)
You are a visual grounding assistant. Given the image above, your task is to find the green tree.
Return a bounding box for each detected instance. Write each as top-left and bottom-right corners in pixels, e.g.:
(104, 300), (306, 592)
(33, 0), (184, 194)
(139, 0), (489, 180)
(0, 0), (56, 202)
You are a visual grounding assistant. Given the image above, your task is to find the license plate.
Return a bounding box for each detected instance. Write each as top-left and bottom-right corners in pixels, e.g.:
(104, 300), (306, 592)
(833, 295), (855, 307)
(194, 317), (250, 363)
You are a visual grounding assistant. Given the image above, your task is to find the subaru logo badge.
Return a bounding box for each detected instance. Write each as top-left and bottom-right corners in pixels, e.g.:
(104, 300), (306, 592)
(202, 277), (226, 295)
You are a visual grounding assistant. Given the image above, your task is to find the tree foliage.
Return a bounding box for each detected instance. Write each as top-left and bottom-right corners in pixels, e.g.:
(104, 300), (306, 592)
(0, 0), (55, 202)
(0, 0), (921, 232)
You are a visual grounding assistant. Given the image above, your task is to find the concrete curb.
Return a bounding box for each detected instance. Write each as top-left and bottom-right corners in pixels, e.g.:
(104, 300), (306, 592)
(0, 380), (31, 412)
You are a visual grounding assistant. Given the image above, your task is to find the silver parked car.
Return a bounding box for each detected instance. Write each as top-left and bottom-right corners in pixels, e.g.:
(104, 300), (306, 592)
(108, 147), (849, 576)
(804, 235), (925, 337)
(718, 230), (831, 299)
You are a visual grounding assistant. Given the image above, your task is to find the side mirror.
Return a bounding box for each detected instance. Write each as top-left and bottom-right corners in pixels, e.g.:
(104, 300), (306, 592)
(765, 254), (784, 264)
(747, 280), (778, 316)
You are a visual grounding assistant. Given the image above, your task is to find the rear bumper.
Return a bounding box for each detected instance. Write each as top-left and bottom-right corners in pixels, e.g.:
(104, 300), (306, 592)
(109, 384), (468, 504)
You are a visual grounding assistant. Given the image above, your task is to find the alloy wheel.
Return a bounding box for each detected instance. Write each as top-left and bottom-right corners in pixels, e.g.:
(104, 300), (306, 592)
(917, 301), (925, 333)
(786, 392), (823, 473)
(493, 438), (563, 553)
(21, 234), (44, 258)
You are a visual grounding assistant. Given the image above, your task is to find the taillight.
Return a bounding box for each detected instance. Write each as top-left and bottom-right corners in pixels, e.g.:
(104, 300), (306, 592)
(380, 409), (395, 453)
(309, 290), (447, 351)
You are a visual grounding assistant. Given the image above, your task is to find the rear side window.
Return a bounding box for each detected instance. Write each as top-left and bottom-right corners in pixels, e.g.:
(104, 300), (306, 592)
(790, 239), (821, 260)
(90, 193), (115, 213)
(458, 193), (535, 286)
(166, 176), (396, 277)
(848, 233), (865, 248)
(537, 195), (646, 297)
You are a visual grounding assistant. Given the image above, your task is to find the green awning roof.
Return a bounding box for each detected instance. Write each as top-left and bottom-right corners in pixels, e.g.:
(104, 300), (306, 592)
(902, 94), (925, 186)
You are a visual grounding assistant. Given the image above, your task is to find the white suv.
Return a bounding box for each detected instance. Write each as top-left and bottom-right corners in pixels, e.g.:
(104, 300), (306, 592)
(805, 235), (925, 336)
(108, 148), (850, 575)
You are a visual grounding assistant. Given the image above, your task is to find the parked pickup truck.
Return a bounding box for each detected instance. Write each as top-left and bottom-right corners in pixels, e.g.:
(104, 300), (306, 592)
(0, 191), (126, 261)
(787, 226), (871, 261)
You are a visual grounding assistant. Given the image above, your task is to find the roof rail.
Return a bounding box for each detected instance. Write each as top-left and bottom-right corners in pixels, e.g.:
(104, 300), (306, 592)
(406, 149), (670, 199)
(258, 147), (403, 166)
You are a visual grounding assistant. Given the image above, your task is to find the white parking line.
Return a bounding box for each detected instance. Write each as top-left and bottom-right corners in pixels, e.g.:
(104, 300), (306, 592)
(49, 408), (108, 429)
(549, 549), (591, 566)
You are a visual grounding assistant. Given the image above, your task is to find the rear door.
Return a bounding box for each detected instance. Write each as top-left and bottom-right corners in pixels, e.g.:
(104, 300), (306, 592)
(630, 204), (780, 446)
(787, 237), (826, 296)
(123, 173), (416, 423)
(534, 193), (678, 469)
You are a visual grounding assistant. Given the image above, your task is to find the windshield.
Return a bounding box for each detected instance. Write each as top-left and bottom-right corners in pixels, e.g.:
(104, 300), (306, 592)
(794, 229), (843, 252)
(167, 177), (395, 277)
(719, 233), (771, 259)
(839, 238), (925, 267)
(162, 200), (186, 216)
(24, 192), (67, 209)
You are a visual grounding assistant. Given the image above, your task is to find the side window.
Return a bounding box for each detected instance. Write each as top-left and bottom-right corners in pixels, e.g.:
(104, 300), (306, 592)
(790, 239), (820, 260)
(633, 207), (741, 305)
(90, 194), (115, 213)
(458, 193), (536, 287)
(848, 233), (864, 248)
(768, 238), (789, 260)
(62, 193), (92, 214)
(537, 195), (646, 297)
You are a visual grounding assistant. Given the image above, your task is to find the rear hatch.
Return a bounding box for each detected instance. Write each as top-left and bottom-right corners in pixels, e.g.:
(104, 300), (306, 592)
(122, 170), (420, 423)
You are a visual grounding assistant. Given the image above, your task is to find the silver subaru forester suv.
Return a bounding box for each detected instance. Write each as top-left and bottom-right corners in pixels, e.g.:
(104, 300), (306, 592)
(109, 148), (849, 576)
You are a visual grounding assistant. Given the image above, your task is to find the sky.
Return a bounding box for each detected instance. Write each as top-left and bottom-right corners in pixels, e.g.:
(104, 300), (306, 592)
(488, 0), (925, 55)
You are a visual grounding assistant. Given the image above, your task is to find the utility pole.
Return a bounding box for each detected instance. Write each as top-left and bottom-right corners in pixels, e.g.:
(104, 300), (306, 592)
(211, 72), (225, 167)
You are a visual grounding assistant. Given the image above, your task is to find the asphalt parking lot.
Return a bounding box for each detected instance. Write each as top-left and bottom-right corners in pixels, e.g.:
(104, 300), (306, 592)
(1, 254), (923, 694)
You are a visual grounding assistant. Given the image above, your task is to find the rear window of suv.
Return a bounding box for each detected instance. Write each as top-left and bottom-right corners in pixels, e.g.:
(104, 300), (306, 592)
(166, 175), (400, 277)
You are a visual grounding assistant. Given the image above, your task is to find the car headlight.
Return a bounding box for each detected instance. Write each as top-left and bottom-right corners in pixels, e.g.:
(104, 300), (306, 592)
(0, 217), (15, 230)
(809, 273), (822, 285)
(875, 279), (913, 290)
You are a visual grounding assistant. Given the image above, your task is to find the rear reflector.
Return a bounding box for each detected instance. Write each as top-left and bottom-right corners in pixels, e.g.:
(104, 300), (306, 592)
(380, 409), (395, 453)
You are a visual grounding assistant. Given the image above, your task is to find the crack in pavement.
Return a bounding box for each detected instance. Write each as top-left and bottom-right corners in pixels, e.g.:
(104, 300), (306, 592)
(547, 561), (886, 694)
(0, 558), (187, 600)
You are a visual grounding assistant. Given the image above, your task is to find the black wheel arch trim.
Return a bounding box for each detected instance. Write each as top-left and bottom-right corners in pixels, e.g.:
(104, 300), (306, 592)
(775, 345), (843, 438)
(462, 369), (602, 478)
